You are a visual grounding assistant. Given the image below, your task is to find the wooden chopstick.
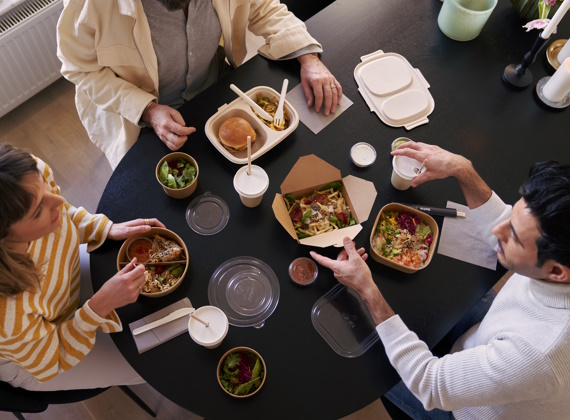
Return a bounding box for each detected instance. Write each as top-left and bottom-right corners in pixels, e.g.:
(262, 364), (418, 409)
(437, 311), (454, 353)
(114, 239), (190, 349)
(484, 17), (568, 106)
(119, 260), (187, 266)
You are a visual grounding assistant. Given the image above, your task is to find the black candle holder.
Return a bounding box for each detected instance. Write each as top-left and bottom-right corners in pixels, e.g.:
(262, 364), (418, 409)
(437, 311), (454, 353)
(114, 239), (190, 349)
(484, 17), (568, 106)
(503, 32), (551, 88)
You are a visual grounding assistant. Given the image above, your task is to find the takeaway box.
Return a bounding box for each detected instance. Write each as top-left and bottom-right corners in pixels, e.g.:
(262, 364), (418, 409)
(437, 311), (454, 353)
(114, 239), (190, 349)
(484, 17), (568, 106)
(272, 155), (377, 247)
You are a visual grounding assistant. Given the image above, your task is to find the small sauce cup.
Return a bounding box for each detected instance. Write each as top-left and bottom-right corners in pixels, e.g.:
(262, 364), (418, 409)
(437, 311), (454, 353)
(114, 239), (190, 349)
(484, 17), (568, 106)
(350, 142), (377, 167)
(126, 237), (154, 262)
(288, 257), (318, 286)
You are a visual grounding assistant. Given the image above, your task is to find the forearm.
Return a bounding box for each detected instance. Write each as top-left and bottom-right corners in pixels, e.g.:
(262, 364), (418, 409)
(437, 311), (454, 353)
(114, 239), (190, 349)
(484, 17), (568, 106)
(360, 285), (395, 325)
(66, 203), (112, 251)
(453, 157), (493, 210)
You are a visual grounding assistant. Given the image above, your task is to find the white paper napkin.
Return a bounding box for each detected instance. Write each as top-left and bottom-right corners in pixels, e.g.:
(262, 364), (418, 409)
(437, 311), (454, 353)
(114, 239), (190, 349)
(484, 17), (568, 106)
(129, 297), (193, 354)
(437, 201), (498, 271)
(286, 83), (353, 134)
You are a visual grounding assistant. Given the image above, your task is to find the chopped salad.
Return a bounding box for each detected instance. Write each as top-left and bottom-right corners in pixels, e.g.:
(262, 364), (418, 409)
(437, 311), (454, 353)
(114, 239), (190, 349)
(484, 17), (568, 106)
(372, 211), (433, 269)
(158, 158), (196, 190)
(219, 351), (264, 396)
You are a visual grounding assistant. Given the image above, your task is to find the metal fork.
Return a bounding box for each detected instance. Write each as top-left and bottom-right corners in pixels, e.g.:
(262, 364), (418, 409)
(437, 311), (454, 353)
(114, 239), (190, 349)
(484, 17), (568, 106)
(273, 79), (289, 128)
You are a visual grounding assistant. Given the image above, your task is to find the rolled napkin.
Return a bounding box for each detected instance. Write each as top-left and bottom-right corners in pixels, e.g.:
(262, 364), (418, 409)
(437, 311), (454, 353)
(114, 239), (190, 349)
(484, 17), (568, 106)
(129, 297), (193, 354)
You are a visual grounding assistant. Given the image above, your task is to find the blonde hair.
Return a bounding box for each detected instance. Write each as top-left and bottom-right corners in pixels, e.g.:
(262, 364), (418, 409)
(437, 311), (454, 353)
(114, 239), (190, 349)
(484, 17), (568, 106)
(0, 143), (43, 295)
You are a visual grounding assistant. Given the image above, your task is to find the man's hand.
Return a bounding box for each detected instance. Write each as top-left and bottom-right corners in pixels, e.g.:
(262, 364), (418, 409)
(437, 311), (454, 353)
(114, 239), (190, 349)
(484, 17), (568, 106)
(310, 237), (395, 325)
(310, 237), (371, 294)
(107, 218), (166, 241)
(88, 259), (146, 318)
(142, 103), (196, 150)
(298, 53), (342, 115)
(391, 141), (492, 209)
(391, 141), (471, 187)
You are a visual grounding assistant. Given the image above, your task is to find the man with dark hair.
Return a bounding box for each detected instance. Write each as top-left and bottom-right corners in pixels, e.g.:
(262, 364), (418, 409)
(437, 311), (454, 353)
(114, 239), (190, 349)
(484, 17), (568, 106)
(311, 142), (570, 420)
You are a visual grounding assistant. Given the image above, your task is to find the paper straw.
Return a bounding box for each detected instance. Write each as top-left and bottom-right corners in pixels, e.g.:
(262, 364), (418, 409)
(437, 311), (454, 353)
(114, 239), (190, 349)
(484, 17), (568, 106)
(414, 159), (427, 175)
(247, 135), (252, 176)
(191, 313), (209, 328)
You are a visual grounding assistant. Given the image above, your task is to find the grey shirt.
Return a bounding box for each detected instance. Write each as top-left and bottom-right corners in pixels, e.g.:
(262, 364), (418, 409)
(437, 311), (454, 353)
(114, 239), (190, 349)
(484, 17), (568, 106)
(141, 0), (321, 108)
(141, 0), (222, 107)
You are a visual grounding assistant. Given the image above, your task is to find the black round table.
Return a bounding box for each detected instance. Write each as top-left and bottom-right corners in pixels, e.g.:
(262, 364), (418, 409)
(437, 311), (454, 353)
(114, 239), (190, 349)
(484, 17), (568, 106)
(91, 1), (570, 418)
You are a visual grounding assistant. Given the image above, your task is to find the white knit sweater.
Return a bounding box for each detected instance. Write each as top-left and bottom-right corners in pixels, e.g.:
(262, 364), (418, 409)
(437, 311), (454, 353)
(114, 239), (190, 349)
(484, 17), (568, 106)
(377, 192), (570, 419)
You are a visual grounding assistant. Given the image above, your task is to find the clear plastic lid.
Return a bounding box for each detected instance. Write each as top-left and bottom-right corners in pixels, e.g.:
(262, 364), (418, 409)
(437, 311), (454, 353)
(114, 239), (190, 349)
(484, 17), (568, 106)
(208, 257), (280, 328)
(311, 283), (379, 358)
(186, 192), (230, 235)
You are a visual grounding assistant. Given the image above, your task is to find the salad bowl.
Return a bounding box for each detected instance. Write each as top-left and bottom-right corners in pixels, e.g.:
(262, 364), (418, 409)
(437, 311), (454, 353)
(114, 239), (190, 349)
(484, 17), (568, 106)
(156, 152), (199, 199)
(217, 346), (266, 398)
(369, 203), (439, 273)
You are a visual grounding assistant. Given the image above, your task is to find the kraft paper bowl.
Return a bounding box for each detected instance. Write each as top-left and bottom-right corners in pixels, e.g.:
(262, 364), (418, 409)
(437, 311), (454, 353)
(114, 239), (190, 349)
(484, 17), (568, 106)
(369, 203), (438, 273)
(117, 227), (189, 297)
(156, 152), (199, 199)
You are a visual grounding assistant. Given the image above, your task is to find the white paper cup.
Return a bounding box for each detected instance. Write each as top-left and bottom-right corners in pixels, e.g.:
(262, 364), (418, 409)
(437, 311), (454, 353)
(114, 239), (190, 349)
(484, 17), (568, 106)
(391, 155), (424, 190)
(233, 165), (269, 208)
(188, 306), (229, 349)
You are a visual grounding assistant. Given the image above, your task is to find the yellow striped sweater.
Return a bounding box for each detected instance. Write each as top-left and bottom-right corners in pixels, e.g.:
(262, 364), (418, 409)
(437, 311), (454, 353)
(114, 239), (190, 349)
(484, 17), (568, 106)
(0, 158), (121, 382)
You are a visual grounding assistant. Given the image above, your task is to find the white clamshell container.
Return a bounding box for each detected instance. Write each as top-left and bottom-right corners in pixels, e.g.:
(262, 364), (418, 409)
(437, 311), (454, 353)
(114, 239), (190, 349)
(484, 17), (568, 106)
(354, 50), (435, 130)
(205, 85), (299, 164)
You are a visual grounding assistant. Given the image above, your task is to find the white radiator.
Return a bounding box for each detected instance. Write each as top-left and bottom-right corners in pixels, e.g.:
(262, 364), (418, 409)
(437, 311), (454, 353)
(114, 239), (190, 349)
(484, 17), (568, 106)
(0, 0), (63, 118)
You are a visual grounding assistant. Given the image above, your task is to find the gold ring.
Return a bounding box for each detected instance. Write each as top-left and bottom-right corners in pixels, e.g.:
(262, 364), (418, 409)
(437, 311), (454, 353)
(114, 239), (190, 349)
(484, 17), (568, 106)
(331, 84), (337, 89)
(145, 218), (149, 226)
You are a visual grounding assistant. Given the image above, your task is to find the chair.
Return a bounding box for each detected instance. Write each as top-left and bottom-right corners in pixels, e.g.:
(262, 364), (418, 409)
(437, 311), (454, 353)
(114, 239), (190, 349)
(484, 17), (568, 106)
(0, 381), (156, 419)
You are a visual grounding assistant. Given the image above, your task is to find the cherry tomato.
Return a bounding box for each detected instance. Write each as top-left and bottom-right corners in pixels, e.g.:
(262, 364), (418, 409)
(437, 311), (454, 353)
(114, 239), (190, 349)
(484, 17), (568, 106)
(291, 206), (303, 222)
(314, 194), (328, 203)
(336, 212), (348, 224)
(304, 200), (312, 205)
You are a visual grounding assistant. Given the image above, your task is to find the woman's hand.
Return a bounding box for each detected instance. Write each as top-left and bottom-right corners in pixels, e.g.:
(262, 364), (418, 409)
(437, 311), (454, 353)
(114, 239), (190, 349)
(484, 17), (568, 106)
(107, 218), (165, 241)
(298, 53), (342, 116)
(88, 259), (146, 318)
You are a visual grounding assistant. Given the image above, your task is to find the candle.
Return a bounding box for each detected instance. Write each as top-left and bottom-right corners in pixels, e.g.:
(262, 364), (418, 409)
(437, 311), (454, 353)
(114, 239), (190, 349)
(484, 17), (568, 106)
(542, 58), (570, 102)
(557, 39), (570, 64)
(541, 0), (570, 39)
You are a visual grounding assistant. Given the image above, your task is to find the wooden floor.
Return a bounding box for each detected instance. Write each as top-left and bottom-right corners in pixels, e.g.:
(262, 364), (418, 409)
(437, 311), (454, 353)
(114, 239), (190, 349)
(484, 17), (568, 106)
(0, 78), (393, 419)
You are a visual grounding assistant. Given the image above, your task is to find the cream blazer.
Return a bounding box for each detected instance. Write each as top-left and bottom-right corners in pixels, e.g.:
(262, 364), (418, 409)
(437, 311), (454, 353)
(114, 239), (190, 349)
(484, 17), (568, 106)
(57, 0), (320, 168)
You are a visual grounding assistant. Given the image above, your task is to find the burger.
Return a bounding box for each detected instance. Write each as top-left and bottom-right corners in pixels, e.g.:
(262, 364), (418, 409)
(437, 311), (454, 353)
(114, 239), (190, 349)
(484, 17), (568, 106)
(218, 117), (256, 153)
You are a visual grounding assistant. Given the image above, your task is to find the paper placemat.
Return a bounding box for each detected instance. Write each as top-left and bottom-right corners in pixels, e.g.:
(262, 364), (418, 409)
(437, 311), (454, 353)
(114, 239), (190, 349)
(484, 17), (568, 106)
(286, 83), (353, 134)
(129, 297), (193, 354)
(437, 201), (498, 271)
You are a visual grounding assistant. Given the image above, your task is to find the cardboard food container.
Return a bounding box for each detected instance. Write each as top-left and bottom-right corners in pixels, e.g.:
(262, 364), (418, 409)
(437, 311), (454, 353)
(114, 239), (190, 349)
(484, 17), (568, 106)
(272, 155), (377, 247)
(369, 203), (439, 273)
(354, 50), (434, 130)
(155, 152), (199, 199)
(205, 85), (299, 165)
(117, 227), (189, 297)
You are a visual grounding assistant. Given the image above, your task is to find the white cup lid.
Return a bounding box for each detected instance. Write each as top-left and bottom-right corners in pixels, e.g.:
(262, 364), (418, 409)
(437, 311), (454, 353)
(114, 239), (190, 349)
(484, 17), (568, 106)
(188, 306), (228, 345)
(393, 155), (424, 179)
(234, 165), (269, 197)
